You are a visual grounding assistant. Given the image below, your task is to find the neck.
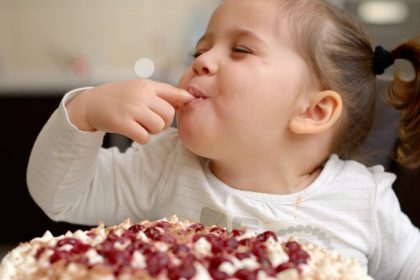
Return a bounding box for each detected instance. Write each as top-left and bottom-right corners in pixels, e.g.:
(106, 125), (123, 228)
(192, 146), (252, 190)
(209, 152), (324, 195)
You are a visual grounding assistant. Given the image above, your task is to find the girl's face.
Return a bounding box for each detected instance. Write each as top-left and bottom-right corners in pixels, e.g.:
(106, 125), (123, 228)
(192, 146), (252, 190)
(177, 0), (310, 161)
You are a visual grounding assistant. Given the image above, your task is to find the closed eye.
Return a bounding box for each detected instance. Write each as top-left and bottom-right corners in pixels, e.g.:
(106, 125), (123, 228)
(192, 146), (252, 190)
(233, 46), (252, 54)
(191, 51), (205, 59)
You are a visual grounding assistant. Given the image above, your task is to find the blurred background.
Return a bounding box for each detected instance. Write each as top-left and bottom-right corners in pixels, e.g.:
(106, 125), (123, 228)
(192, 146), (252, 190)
(0, 0), (419, 258)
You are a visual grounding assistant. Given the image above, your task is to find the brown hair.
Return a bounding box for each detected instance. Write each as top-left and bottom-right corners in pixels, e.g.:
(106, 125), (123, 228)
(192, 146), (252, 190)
(388, 40), (420, 168)
(276, 0), (420, 168)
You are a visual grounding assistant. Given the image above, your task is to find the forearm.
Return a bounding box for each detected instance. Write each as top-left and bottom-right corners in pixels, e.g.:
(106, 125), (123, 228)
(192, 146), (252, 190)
(26, 89), (105, 222)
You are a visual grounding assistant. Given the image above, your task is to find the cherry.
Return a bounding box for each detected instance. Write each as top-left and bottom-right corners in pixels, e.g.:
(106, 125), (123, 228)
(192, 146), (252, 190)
(49, 250), (68, 263)
(231, 229), (246, 237)
(209, 269), (229, 280)
(71, 242), (91, 254)
(121, 229), (137, 240)
(284, 241), (300, 252)
(209, 236), (224, 255)
(251, 241), (267, 259)
(56, 237), (80, 247)
(208, 256), (229, 270)
(102, 249), (132, 266)
(256, 231), (278, 242)
(128, 224), (145, 233)
(35, 247), (47, 259)
(172, 244), (190, 256)
(284, 241), (310, 265)
(223, 238), (238, 253)
(168, 263), (196, 280)
(157, 234), (176, 245)
(133, 241), (153, 255)
(275, 262), (294, 273)
(106, 231), (119, 242)
(144, 226), (162, 240)
(209, 227), (227, 235)
(288, 249), (310, 265)
(146, 252), (170, 276)
(97, 239), (114, 253)
(235, 252), (252, 260)
(233, 268), (258, 280)
(188, 223), (205, 232)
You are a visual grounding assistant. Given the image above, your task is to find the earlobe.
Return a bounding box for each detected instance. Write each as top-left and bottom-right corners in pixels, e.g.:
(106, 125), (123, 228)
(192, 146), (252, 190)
(289, 90), (343, 135)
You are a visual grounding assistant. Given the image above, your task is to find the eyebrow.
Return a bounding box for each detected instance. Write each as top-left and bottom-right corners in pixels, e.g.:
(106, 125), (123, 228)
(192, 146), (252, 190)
(196, 28), (269, 48)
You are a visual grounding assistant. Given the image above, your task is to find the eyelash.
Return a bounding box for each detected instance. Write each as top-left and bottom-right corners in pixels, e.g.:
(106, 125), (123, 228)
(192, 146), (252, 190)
(191, 46), (252, 59)
(191, 51), (202, 59)
(232, 47), (251, 54)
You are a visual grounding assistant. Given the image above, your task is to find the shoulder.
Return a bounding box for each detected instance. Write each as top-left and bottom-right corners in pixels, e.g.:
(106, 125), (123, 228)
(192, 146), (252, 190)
(324, 154), (396, 189)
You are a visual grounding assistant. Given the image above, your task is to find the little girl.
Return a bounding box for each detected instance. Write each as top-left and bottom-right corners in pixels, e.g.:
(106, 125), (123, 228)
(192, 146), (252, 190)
(27, 0), (420, 278)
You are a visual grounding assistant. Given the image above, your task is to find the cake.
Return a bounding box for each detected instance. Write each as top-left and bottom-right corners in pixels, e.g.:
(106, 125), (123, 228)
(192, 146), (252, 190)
(0, 216), (372, 279)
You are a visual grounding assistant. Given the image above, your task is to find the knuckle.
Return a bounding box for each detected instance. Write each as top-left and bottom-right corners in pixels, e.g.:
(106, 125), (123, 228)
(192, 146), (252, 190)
(167, 106), (176, 117)
(150, 118), (166, 134)
(163, 109), (175, 128)
(136, 132), (150, 145)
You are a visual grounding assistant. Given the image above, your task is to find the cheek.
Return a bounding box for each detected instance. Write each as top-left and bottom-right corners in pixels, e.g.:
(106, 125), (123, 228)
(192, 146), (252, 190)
(177, 68), (193, 89)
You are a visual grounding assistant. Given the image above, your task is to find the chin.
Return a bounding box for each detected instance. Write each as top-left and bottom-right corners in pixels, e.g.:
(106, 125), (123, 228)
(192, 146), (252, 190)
(177, 122), (211, 159)
(178, 122), (200, 153)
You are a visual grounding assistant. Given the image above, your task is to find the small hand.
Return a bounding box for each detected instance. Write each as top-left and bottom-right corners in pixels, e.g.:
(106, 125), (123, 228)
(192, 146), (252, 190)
(67, 79), (194, 144)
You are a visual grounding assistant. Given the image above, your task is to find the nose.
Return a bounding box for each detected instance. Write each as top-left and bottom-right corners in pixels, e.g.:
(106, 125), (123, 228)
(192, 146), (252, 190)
(192, 51), (218, 76)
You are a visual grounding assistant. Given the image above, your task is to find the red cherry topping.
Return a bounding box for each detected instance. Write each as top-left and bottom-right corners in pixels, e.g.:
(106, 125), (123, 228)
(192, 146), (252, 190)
(35, 247), (47, 259)
(188, 223), (205, 232)
(209, 269), (229, 280)
(157, 233), (176, 244)
(172, 244), (190, 256)
(251, 241), (267, 259)
(56, 237), (80, 247)
(231, 228), (246, 237)
(235, 252), (252, 260)
(146, 251), (170, 276)
(128, 224), (145, 233)
(144, 226), (162, 240)
(169, 263), (197, 280)
(256, 231), (278, 242)
(49, 250), (68, 263)
(38, 219), (313, 279)
(275, 262), (294, 273)
(209, 227), (227, 235)
(284, 241), (310, 265)
(121, 230), (136, 240)
(233, 268), (258, 280)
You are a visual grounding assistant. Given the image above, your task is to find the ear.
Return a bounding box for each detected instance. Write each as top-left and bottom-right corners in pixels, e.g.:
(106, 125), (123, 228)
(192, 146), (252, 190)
(289, 90), (343, 135)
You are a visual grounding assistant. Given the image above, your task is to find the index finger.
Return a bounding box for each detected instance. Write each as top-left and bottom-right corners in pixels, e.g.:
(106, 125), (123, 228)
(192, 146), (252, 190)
(155, 83), (194, 107)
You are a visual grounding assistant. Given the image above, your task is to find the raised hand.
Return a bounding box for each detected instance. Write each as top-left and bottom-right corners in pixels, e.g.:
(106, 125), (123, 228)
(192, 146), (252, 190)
(66, 79), (194, 144)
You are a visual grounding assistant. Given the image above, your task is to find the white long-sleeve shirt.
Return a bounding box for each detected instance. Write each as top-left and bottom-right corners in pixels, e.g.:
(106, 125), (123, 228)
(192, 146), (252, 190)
(27, 89), (420, 279)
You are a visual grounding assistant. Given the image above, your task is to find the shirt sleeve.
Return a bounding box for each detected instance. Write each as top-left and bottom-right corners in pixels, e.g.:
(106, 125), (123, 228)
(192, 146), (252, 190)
(26, 88), (178, 226)
(368, 166), (420, 280)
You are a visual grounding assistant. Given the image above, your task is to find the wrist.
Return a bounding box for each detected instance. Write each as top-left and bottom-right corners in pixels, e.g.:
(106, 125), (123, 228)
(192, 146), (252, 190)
(66, 89), (96, 132)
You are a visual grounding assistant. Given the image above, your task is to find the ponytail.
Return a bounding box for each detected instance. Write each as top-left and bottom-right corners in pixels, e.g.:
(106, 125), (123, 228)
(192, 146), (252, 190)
(387, 38), (420, 169)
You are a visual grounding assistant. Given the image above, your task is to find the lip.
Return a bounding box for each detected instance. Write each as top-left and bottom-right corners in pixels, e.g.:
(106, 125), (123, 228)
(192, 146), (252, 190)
(187, 86), (207, 99)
